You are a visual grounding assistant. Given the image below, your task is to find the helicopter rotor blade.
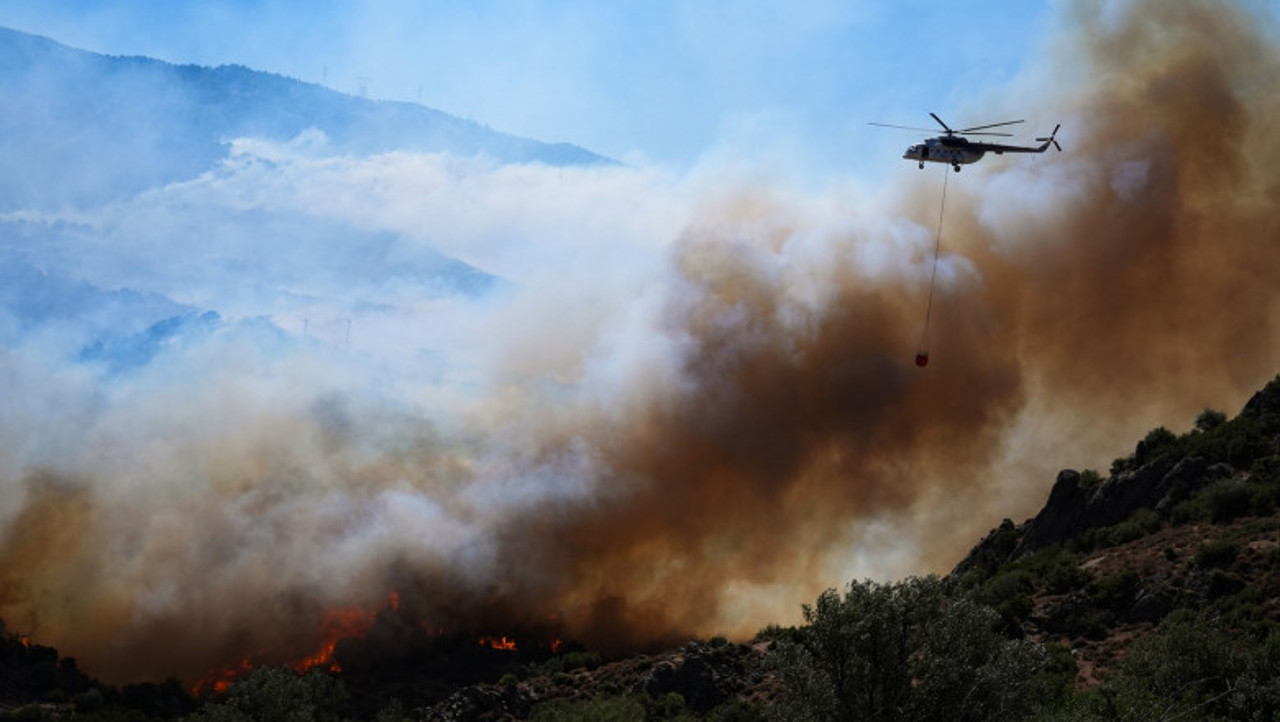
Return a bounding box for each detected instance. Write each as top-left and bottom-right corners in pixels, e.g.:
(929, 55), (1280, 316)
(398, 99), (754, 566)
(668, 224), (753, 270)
(959, 119), (1025, 133)
(929, 112), (954, 134)
(962, 132), (1014, 137)
(868, 122), (940, 133)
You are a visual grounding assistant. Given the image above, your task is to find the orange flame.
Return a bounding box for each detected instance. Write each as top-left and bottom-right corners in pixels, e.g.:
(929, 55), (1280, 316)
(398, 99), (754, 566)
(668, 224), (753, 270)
(19, 635), (30, 649)
(292, 640), (341, 674)
(479, 635), (518, 651)
(192, 654), (256, 697)
(190, 593), (399, 696)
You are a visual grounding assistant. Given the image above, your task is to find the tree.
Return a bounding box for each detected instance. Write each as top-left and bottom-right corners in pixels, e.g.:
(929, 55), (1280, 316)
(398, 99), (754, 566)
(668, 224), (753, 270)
(1085, 610), (1280, 721)
(187, 667), (349, 722)
(1194, 408), (1228, 433)
(770, 576), (1048, 722)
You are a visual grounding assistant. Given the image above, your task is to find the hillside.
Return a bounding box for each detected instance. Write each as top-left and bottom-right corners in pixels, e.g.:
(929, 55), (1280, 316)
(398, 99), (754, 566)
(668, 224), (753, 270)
(953, 374), (1280, 690)
(0, 26), (611, 211)
(4, 374), (1280, 720)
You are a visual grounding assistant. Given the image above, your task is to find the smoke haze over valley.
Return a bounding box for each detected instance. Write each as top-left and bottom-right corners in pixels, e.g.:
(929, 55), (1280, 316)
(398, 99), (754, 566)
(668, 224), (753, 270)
(1, 0), (1279, 686)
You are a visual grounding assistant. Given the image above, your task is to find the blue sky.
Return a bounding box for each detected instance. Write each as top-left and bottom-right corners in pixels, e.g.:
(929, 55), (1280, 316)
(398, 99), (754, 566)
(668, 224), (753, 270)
(0, 0), (1051, 168)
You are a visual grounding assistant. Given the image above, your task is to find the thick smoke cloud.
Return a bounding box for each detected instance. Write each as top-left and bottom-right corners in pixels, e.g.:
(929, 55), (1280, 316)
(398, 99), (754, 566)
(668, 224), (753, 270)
(2, 0), (1279, 683)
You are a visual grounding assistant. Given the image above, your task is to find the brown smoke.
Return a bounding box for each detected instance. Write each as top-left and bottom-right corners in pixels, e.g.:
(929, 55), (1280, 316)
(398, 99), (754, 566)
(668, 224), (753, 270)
(3, 0), (1280, 683)
(458, 0), (1280, 652)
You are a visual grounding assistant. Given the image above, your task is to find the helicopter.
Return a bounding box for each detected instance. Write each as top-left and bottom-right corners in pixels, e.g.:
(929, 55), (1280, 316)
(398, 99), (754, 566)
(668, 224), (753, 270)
(870, 113), (1061, 171)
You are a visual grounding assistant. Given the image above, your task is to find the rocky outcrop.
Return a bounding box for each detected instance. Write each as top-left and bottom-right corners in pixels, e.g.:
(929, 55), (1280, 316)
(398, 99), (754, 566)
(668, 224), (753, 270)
(957, 376), (1280, 576)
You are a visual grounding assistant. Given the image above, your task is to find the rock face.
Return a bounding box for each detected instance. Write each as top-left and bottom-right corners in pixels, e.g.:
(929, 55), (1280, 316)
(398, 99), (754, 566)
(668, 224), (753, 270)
(957, 375), (1280, 576)
(1015, 458), (1181, 554)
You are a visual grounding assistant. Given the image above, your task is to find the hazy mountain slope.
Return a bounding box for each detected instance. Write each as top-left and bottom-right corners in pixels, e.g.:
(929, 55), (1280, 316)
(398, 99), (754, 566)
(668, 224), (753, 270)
(0, 26), (611, 211)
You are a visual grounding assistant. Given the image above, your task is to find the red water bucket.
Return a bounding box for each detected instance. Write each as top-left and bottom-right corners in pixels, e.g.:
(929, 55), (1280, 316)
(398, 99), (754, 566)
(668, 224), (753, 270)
(915, 351), (929, 368)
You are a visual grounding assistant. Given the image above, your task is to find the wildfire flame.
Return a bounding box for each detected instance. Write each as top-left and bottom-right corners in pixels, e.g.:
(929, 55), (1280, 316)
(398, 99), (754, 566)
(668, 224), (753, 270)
(190, 593), (397, 696)
(479, 635), (518, 651)
(191, 654), (256, 697)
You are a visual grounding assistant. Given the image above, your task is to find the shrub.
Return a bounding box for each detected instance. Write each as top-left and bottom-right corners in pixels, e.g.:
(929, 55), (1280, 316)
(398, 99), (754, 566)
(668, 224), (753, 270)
(1079, 469), (1104, 487)
(1135, 426), (1179, 465)
(1111, 455), (1133, 476)
(1249, 480), (1280, 516)
(1194, 408), (1228, 433)
(187, 668), (348, 722)
(1205, 569), (1246, 600)
(1105, 508), (1163, 546)
(979, 570), (1034, 608)
(1044, 563), (1093, 595)
(560, 650), (603, 672)
(1188, 414), (1270, 466)
(1251, 456), (1280, 484)
(1088, 571), (1141, 614)
(1060, 604), (1110, 642)
(1206, 479), (1253, 524)
(770, 576), (1049, 722)
(1194, 538), (1240, 569)
(1013, 547), (1093, 595)
(1087, 609), (1280, 720)
(1170, 496), (1207, 526)
(642, 692), (690, 720)
(529, 695), (646, 722)
(705, 699), (766, 721)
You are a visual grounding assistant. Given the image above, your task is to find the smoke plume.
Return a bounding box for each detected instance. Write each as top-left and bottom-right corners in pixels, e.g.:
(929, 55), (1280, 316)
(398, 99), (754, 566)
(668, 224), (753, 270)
(2, 0), (1279, 683)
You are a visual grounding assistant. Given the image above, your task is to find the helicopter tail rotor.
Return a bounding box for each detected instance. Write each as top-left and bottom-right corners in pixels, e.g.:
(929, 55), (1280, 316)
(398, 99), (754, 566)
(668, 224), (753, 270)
(1036, 124), (1063, 152)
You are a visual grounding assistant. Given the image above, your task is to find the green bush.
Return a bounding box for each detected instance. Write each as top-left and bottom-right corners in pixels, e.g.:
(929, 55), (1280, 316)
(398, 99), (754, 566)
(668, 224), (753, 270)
(1105, 509), (1163, 546)
(1194, 538), (1240, 569)
(1135, 426), (1179, 465)
(1205, 569), (1245, 600)
(1088, 571), (1141, 614)
(1251, 456), (1280, 484)
(978, 570), (1035, 620)
(1195, 408), (1228, 433)
(530, 695), (647, 722)
(187, 668), (348, 722)
(1206, 479), (1253, 524)
(560, 650), (603, 672)
(1081, 610), (1280, 721)
(642, 692), (691, 720)
(770, 576), (1050, 722)
(1187, 414), (1270, 467)
(704, 699), (766, 721)
(1170, 496), (1207, 526)
(1044, 563), (1093, 595)
(1009, 546), (1092, 595)
(1249, 480), (1280, 516)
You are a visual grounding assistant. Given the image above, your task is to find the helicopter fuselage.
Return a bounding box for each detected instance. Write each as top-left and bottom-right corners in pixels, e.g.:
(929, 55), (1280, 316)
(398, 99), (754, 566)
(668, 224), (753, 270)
(902, 132), (1057, 171)
(903, 136), (988, 169)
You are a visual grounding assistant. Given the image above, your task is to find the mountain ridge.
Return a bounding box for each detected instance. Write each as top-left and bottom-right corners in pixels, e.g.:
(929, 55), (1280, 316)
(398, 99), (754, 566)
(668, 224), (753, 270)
(0, 25), (613, 211)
